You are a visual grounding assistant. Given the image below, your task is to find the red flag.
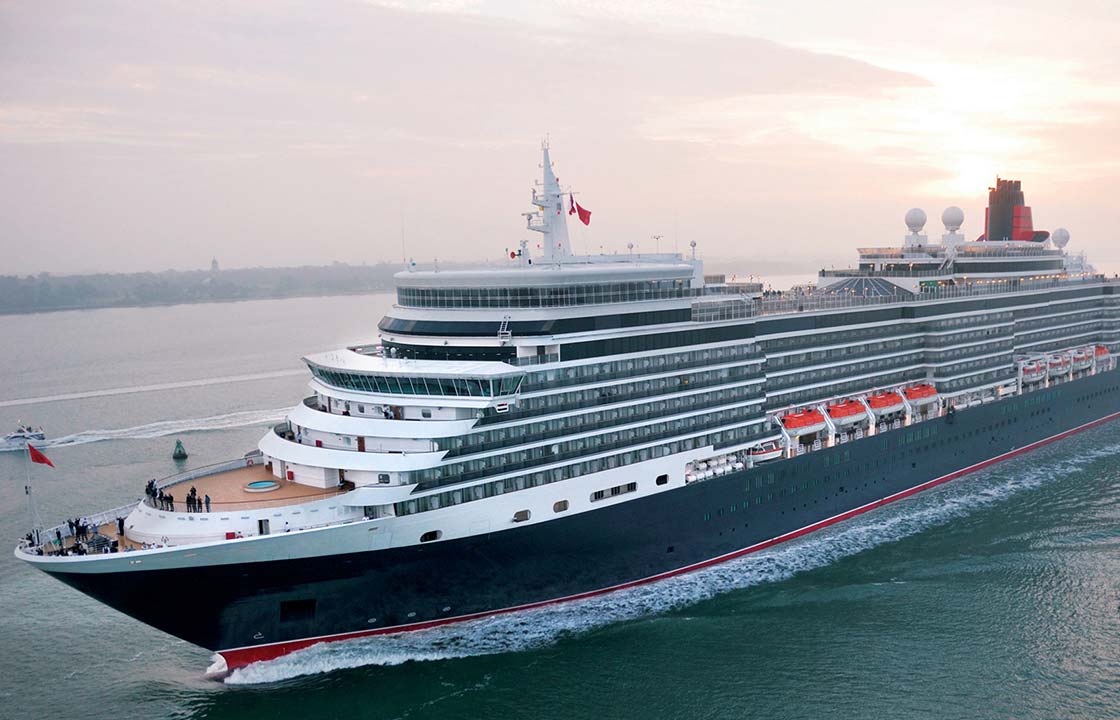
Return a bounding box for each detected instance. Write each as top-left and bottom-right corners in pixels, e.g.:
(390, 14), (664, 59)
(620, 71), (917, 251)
(575, 201), (591, 226)
(28, 444), (54, 468)
(569, 193), (592, 225)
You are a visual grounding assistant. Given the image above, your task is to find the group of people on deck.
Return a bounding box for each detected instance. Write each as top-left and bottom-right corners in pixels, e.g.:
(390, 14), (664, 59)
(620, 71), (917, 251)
(185, 485), (211, 513)
(144, 478), (210, 512)
(66, 517), (96, 542)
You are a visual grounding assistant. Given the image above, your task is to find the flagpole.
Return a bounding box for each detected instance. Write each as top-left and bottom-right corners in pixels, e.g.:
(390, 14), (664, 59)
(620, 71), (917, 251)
(24, 441), (43, 547)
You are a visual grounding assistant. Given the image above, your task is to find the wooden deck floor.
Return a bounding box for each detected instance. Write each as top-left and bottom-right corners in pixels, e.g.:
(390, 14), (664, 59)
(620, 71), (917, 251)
(153, 464), (345, 513)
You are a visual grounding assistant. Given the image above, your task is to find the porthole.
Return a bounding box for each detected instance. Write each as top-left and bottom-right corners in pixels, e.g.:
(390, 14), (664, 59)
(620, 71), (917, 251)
(513, 509), (531, 523)
(655, 474), (669, 486)
(553, 500), (569, 513)
(420, 530), (442, 543)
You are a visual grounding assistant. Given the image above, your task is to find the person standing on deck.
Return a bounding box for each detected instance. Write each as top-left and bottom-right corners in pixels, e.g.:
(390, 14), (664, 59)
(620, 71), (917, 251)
(166, 493), (174, 512)
(204, 494), (211, 513)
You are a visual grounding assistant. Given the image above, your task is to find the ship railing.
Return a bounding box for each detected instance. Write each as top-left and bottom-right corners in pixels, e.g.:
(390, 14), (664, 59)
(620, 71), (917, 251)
(506, 353), (562, 367)
(140, 454), (264, 509)
(18, 501), (140, 555)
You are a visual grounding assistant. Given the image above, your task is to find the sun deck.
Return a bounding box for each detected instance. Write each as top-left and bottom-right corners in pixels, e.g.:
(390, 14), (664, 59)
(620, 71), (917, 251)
(152, 464), (346, 513)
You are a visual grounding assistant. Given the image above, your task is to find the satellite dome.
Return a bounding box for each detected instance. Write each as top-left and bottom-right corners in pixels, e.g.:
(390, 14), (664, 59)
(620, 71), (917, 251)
(1052, 227), (1070, 248)
(905, 208), (927, 233)
(941, 206), (964, 232)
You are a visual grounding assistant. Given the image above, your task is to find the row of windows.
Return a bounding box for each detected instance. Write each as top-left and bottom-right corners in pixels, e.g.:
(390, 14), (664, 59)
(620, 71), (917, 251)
(932, 355), (1013, 380)
(490, 363), (761, 425)
(1015, 309), (1109, 333)
(591, 482), (637, 502)
(766, 337), (923, 370)
(395, 423), (768, 516)
(759, 325), (915, 354)
(766, 353), (924, 391)
(558, 287), (1113, 363)
(924, 325), (1009, 347)
(1016, 321), (1106, 345)
(442, 382), (762, 457)
(396, 280), (696, 309)
(924, 339), (1014, 363)
(414, 401), (767, 491)
(923, 312), (1012, 331)
(308, 365), (521, 398)
(520, 342), (761, 393)
(938, 368), (1016, 393)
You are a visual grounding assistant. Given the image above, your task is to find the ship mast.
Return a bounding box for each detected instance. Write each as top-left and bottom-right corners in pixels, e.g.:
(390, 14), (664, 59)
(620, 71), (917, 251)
(525, 140), (572, 262)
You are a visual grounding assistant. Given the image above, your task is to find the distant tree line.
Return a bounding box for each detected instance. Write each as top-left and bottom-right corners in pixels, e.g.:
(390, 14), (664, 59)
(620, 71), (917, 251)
(0, 262), (416, 314)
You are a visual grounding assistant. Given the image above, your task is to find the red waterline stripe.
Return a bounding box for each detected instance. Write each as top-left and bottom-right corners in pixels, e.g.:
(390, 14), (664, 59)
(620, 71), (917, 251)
(219, 409), (1120, 672)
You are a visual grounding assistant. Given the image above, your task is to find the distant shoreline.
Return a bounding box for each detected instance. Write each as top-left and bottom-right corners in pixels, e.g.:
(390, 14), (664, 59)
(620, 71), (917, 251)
(0, 287), (398, 318)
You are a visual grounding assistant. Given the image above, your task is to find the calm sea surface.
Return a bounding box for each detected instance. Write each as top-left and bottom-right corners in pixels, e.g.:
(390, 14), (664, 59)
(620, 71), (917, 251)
(0, 293), (1117, 720)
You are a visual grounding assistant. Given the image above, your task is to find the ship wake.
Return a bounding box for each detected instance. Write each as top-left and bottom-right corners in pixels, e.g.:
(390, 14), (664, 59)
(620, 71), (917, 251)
(1, 407), (288, 451)
(224, 431), (1120, 685)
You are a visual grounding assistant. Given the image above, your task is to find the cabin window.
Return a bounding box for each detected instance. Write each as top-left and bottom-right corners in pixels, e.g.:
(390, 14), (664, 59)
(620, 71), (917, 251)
(378, 473), (390, 484)
(421, 409), (433, 419)
(553, 500), (569, 513)
(420, 530), (442, 543)
(590, 481), (637, 503)
(279, 598), (316, 623)
(656, 474), (668, 486)
(513, 509), (531, 523)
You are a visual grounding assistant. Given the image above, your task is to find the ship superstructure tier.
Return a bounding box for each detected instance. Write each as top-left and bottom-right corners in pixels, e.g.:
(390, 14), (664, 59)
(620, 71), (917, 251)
(16, 149), (1120, 675)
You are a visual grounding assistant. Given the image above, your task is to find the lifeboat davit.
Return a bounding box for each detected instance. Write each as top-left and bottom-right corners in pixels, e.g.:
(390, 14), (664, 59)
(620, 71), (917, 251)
(903, 383), (939, 405)
(826, 399), (867, 426)
(1072, 348), (1093, 371)
(780, 409), (827, 436)
(1021, 361), (1046, 384)
(749, 441), (783, 463)
(867, 391), (905, 416)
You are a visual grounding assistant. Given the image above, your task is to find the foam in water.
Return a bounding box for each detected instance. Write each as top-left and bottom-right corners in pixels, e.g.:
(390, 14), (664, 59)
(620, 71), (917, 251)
(224, 435), (1120, 685)
(0, 369), (306, 409)
(1, 407), (289, 451)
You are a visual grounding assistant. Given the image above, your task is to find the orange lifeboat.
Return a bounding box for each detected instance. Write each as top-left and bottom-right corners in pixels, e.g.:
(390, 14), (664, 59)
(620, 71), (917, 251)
(826, 399), (867, 426)
(1096, 345), (1110, 358)
(749, 441), (783, 463)
(1048, 354), (1070, 375)
(903, 383), (939, 405)
(780, 409), (827, 436)
(867, 391), (905, 415)
(1021, 361), (1046, 383)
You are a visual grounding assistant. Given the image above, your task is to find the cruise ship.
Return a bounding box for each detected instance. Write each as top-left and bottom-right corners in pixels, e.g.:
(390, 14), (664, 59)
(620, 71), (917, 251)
(16, 147), (1120, 676)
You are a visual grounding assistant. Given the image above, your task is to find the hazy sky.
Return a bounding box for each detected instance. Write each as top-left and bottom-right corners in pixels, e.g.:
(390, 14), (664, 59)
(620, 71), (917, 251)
(2, 1), (1119, 276)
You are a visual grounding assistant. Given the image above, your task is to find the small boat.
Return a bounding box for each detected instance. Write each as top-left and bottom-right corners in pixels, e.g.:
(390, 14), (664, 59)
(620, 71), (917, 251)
(749, 441), (783, 463)
(780, 409), (827, 436)
(903, 383), (939, 405)
(1072, 348), (1093, 371)
(1048, 354), (1070, 375)
(1095, 345), (1110, 359)
(3, 424), (45, 448)
(172, 440), (189, 460)
(867, 391), (905, 415)
(1021, 361), (1046, 384)
(826, 399), (867, 425)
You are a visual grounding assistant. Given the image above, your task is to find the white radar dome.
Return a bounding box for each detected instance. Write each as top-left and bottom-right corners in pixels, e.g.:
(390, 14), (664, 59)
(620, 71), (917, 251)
(941, 206), (964, 232)
(1052, 227), (1070, 248)
(905, 208), (927, 233)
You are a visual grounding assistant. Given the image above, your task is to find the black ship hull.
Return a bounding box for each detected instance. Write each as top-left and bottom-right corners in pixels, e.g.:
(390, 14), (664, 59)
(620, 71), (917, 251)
(43, 369), (1120, 671)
